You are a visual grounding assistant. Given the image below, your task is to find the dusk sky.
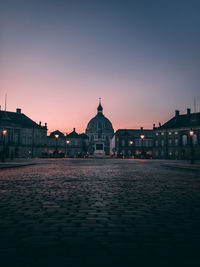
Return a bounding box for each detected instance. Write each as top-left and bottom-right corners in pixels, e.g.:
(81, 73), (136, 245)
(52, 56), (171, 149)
(1, 0), (200, 134)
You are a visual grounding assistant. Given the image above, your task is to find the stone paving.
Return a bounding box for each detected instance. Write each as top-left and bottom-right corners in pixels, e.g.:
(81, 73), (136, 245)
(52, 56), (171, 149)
(0, 159), (200, 267)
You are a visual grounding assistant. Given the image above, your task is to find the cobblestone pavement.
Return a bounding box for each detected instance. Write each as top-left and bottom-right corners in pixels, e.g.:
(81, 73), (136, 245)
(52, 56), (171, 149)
(0, 159), (200, 267)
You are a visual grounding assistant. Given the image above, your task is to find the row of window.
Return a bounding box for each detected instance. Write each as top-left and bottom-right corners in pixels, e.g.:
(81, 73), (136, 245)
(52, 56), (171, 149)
(155, 134), (198, 146)
(120, 139), (153, 147)
(156, 131), (179, 136)
(155, 150), (179, 157)
(155, 139), (179, 147)
(120, 150), (153, 155)
(48, 139), (82, 146)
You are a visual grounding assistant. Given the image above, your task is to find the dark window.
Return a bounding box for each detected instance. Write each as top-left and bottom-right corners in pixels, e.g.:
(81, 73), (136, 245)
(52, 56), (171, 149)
(96, 144), (103, 150)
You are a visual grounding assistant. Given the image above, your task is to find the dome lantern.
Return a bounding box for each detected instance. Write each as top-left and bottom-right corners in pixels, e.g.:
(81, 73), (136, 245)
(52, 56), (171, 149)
(97, 98), (103, 114)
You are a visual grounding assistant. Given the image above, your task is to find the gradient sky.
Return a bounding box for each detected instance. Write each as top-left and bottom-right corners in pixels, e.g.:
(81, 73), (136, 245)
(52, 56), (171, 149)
(1, 0), (200, 134)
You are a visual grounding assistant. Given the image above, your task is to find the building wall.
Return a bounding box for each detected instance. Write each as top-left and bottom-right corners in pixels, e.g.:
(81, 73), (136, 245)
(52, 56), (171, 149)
(66, 137), (88, 157)
(0, 126), (47, 159)
(113, 130), (154, 158)
(45, 135), (89, 158)
(153, 127), (200, 160)
(46, 136), (66, 157)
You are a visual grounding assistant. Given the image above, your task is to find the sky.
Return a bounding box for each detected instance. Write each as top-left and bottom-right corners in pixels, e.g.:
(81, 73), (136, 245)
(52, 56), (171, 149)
(1, 0), (200, 134)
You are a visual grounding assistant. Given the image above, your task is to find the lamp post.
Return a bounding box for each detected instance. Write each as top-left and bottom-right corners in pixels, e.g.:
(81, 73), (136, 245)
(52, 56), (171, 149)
(2, 130), (7, 162)
(189, 130), (194, 164)
(66, 140), (70, 157)
(140, 134), (145, 158)
(129, 140), (133, 158)
(55, 134), (59, 157)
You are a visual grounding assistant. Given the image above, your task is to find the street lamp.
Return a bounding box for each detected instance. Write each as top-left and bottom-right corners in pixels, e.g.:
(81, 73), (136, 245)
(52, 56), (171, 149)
(2, 130), (7, 162)
(140, 134), (145, 158)
(189, 129), (194, 164)
(129, 140), (133, 158)
(66, 140), (70, 157)
(55, 134), (59, 157)
(3, 130), (7, 136)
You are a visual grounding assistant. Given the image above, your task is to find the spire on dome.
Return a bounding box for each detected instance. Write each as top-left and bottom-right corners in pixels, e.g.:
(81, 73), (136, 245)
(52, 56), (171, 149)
(97, 98), (103, 114)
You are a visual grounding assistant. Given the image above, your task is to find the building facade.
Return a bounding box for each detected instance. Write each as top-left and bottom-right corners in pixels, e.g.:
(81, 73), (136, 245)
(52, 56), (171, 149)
(112, 128), (154, 158)
(46, 129), (89, 158)
(46, 130), (66, 157)
(66, 129), (89, 157)
(153, 109), (200, 160)
(0, 108), (47, 160)
(85, 101), (114, 156)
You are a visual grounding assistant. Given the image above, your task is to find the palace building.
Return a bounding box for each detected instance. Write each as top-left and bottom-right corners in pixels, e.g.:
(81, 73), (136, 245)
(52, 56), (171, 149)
(2, 102), (199, 161)
(111, 128), (154, 158)
(0, 108), (47, 159)
(153, 109), (200, 160)
(85, 100), (114, 156)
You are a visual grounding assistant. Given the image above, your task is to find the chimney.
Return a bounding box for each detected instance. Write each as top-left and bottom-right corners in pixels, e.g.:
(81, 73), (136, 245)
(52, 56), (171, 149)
(140, 127), (143, 131)
(159, 122), (161, 127)
(73, 128), (75, 132)
(39, 121), (41, 126)
(175, 110), (179, 117)
(16, 108), (21, 114)
(153, 123), (155, 129)
(187, 108), (191, 115)
(45, 123), (47, 127)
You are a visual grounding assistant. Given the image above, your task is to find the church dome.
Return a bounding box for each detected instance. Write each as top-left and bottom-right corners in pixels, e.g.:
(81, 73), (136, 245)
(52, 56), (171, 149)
(86, 101), (114, 134)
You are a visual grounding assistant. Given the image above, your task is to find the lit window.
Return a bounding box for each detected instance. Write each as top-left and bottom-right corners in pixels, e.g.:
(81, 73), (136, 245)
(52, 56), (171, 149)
(161, 132), (164, 136)
(156, 133), (159, 136)
(175, 131), (178, 135)
(175, 139), (178, 146)
(155, 140), (159, 147)
(182, 135), (187, 146)
(168, 132), (172, 135)
(193, 134), (198, 146)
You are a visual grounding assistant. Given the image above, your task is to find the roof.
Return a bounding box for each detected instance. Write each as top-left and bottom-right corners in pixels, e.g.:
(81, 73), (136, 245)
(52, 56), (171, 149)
(49, 130), (65, 138)
(0, 110), (45, 129)
(157, 112), (200, 130)
(86, 113), (114, 132)
(79, 133), (89, 139)
(67, 129), (81, 138)
(86, 102), (114, 133)
(115, 129), (154, 137)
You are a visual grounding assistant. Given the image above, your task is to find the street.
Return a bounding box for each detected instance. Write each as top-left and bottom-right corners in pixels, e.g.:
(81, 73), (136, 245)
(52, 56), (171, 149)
(0, 159), (200, 267)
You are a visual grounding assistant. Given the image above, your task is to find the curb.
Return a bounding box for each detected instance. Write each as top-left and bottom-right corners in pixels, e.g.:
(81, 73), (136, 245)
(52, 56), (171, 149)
(160, 163), (200, 173)
(0, 163), (37, 170)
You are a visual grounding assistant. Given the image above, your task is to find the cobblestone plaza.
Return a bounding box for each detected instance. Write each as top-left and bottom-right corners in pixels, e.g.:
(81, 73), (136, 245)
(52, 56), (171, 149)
(0, 159), (200, 267)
